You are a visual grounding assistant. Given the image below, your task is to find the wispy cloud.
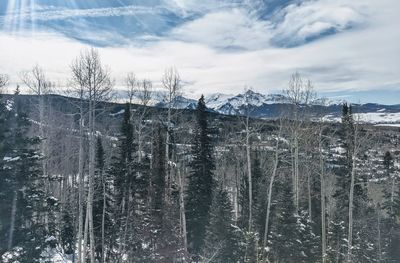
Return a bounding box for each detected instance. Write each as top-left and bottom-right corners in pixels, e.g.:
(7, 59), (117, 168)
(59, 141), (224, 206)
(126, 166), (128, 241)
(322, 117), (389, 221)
(0, 0), (398, 104)
(1, 5), (168, 22)
(270, 0), (366, 46)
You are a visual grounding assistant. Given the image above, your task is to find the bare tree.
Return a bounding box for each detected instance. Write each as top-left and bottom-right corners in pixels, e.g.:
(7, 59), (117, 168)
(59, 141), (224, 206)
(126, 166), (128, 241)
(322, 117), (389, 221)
(0, 74), (8, 90)
(283, 73), (316, 212)
(161, 67), (181, 200)
(71, 48), (113, 263)
(20, 66), (53, 177)
(126, 76), (153, 162)
(345, 114), (371, 263)
(262, 120), (283, 255)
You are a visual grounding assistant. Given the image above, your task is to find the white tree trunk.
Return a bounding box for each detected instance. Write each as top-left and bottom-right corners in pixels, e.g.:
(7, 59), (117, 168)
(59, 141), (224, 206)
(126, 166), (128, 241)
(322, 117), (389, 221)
(294, 134), (300, 212)
(246, 116), (252, 232)
(347, 124), (358, 263)
(101, 170), (106, 263)
(78, 99), (85, 263)
(177, 167), (188, 253)
(7, 190), (18, 250)
(319, 131), (327, 263)
(263, 134), (280, 250)
(88, 101), (96, 263)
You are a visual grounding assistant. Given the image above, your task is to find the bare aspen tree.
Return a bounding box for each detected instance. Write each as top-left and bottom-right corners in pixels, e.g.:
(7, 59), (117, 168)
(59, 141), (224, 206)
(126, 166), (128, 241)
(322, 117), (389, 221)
(283, 73), (315, 212)
(177, 166), (188, 253)
(20, 65), (53, 187)
(345, 115), (370, 263)
(318, 124), (328, 263)
(71, 48), (112, 263)
(126, 73), (153, 162)
(263, 121), (283, 254)
(0, 74), (8, 89)
(240, 87), (264, 232)
(126, 72), (137, 106)
(161, 67), (181, 199)
(70, 62), (87, 263)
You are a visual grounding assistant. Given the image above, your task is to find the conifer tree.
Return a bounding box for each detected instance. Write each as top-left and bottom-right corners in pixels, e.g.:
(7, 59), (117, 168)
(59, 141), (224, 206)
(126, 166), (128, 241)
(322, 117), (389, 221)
(203, 188), (241, 263)
(186, 95), (215, 260)
(0, 90), (53, 262)
(269, 175), (301, 262)
(150, 124), (181, 261)
(93, 137), (112, 263)
(107, 103), (135, 260)
(329, 103), (354, 261)
(382, 151), (400, 262)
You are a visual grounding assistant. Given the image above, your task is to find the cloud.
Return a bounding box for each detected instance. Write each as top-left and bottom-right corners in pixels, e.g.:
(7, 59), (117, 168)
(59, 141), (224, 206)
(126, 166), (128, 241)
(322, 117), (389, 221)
(0, 0), (399, 104)
(270, 0), (365, 46)
(169, 8), (272, 50)
(0, 5), (167, 23)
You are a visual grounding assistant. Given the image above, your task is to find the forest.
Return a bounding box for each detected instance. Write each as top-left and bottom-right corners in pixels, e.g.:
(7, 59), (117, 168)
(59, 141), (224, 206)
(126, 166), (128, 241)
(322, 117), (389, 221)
(0, 49), (399, 263)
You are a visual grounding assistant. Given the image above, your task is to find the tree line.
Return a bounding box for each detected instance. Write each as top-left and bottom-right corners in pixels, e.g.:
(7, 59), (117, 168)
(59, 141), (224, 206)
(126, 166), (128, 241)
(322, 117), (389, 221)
(0, 49), (399, 263)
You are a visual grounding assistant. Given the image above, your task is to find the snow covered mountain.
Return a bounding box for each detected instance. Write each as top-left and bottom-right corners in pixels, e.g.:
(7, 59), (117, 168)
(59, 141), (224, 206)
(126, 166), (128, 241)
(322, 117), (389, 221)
(115, 89), (400, 125)
(151, 89), (400, 125)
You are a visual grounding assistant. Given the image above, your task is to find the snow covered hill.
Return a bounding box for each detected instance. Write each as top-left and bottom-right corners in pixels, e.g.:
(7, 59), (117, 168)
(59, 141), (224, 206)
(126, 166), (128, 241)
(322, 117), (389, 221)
(149, 90), (400, 125)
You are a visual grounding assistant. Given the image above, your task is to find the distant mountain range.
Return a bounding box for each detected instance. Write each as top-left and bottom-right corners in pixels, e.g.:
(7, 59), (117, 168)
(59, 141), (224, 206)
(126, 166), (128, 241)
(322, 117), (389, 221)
(150, 90), (400, 125)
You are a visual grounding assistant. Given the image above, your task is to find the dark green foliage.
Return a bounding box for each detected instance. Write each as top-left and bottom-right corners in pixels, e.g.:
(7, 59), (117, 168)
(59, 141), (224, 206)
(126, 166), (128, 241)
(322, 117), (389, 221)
(239, 152), (265, 236)
(60, 209), (74, 255)
(186, 95), (215, 259)
(268, 175), (319, 262)
(93, 137), (113, 262)
(203, 188), (241, 262)
(381, 151), (400, 262)
(329, 103), (355, 261)
(269, 175), (299, 262)
(0, 91), (51, 262)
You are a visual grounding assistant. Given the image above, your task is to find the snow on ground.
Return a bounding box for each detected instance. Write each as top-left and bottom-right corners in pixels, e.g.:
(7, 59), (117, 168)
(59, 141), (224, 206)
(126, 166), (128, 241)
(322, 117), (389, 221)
(356, 112), (400, 124)
(375, 123), (400, 128)
(323, 112), (400, 124)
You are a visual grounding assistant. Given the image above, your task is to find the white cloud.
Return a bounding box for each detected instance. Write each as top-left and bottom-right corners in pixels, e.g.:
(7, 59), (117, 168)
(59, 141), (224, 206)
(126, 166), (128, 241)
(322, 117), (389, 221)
(1, 5), (166, 22)
(0, 0), (399, 103)
(271, 0), (365, 46)
(170, 8), (272, 50)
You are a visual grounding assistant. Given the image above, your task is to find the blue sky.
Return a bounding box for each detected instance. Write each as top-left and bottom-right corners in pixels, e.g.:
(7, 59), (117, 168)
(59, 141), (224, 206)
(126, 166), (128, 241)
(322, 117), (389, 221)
(0, 0), (399, 104)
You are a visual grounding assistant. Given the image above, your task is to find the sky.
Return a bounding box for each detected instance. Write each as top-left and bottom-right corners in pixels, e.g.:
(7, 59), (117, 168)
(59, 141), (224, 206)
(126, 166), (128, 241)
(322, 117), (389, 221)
(0, 0), (399, 104)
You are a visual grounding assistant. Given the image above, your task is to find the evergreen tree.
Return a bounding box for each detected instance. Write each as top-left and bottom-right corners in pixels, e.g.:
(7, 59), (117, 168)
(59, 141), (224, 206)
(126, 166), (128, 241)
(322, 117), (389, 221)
(329, 103), (354, 261)
(0, 90), (52, 262)
(239, 152), (265, 236)
(107, 103), (135, 260)
(203, 187), (241, 263)
(150, 124), (181, 262)
(269, 175), (302, 262)
(186, 95), (215, 260)
(60, 208), (74, 256)
(93, 137), (113, 262)
(382, 151), (400, 262)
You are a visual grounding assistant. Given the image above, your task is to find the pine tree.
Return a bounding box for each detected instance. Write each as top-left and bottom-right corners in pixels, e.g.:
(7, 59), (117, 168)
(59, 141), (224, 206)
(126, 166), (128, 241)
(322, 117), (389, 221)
(329, 103), (354, 261)
(186, 95), (215, 260)
(239, 152), (265, 236)
(60, 208), (74, 256)
(107, 103), (135, 260)
(381, 151), (400, 262)
(0, 90), (52, 262)
(93, 137), (113, 262)
(269, 175), (301, 262)
(203, 188), (241, 263)
(150, 124), (181, 261)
